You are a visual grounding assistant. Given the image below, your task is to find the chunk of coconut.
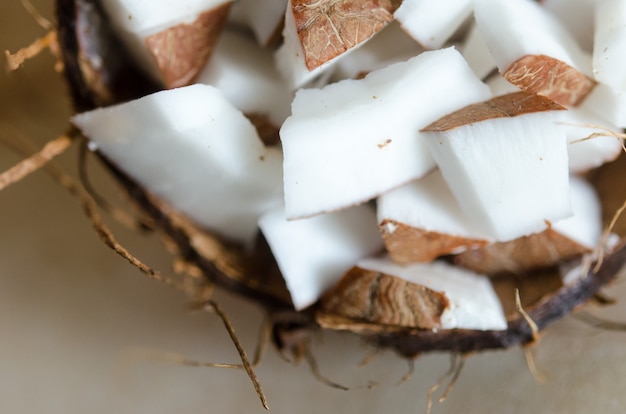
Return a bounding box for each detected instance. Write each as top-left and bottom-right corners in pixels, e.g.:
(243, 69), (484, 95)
(275, 0), (399, 89)
(557, 105), (623, 173)
(258, 205), (383, 310)
(72, 84), (283, 246)
(422, 92), (571, 242)
(394, 0), (473, 50)
(197, 29), (293, 127)
(460, 23), (497, 81)
(485, 74), (622, 173)
(228, 0), (288, 46)
(332, 21), (424, 81)
(100, 0), (232, 88)
(319, 266), (450, 329)
(281, 47), (492, 219)
(541, 0), (600, 52)
(592, 0), (626, 91)
(582, 82), (626, 128)
(473, 0), (595, 106)
(334, 257), (508, 330)
(377, 169), (491, 263)
(454, 175), (602, 275)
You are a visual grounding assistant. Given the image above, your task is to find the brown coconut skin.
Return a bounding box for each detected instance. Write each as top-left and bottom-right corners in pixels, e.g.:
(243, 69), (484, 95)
(56, 0), (626, 357)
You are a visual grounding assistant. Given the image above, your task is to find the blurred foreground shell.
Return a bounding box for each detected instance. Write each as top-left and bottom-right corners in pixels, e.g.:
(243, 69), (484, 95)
(56, 0), (626, 356)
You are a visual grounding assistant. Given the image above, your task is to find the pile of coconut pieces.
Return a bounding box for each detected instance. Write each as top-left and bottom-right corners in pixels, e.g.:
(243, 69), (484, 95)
(71, 0), (625, 334)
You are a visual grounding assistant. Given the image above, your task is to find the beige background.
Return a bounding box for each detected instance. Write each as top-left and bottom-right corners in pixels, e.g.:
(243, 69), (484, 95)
(1, 1), (626, 413)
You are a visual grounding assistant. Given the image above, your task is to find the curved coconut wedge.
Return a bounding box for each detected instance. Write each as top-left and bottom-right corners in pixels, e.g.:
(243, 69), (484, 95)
(281, 47), (492, 219)
(275, 0), (401, 88)
(319, 257), (507, 331)
(473, 0), (596, 106)
(484, 73), (622, 172)
(72, 84), (283, 246)
(592, 0), (626, 91)
(422, 91), (570, 242)
(394, 0), (473, 50)
(99, 0), (232, 88)
(258, 205), (383, 310)
(377, 169), (490, 264)
(454, 175), (603, 275)
(197, 29), (293, 128)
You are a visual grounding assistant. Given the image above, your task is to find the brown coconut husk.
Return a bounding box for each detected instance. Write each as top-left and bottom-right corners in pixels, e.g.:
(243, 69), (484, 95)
(52, 0), (626, 360)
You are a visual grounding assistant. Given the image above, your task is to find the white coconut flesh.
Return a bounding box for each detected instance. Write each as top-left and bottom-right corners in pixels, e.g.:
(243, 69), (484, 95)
(228, 0), (288, 46)
(71, 0), (625, 331)
(422, 93), (571, 242)
(275, 0), (403, 90)
(553, 175), (603, 249)
(355, 257), (508, 331)
(72, 84), (283, 247)
(593, 0), (626, 91)
(394, 0), (473, 50)
(280, 47), (492, 219)
(473, 0), (595, 106)
(377, 169), (491, 263)
(100, 0), (233, 87)
(460, 23), (497, 81)
(332, 21), (424, 81)
(258, 205), (383, 311)
(196, 29), (293, 127)
(541, 0), (600, 53)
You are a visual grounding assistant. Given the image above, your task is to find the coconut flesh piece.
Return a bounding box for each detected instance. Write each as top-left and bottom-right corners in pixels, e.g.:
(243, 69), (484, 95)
(196, 29), (293, 127)
(71, 84), (283, 246)
(422, 91), (571, 242)
(320, 256), (507, 331)
(541, 0), (600, 53)
(558, 105), (623, 173)
(318, 266), (450, 330)
(582, 82), (626, 128)
(258, 205), (383, 311)
(485, 72), (622, 172)
(460, 23), (497, 81)
(99, 0), (233, 88)
(473, 0), (596, 107)
(377, 169), (491, 264)
(453, 175), (602, 275)
(281, 47), (492, 219)
(275, 0), (399, 89)
(592, 0), (626, 91)
(228, 0), (288, 46)
(394, 0), (473, 50)
(332, 21), (424, 81)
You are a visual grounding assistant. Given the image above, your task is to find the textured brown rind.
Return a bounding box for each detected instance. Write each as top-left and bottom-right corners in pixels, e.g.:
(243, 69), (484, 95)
(504, 54), (597, 107)
(422, 91), (565, 132)
(57, 0), (626, 356)
(379, 219), (489, 264)
(319, 267), (449, 329)
(144, 3), (231, 89)
(291, 0), (400, 70)
(454, 227), (591, 276)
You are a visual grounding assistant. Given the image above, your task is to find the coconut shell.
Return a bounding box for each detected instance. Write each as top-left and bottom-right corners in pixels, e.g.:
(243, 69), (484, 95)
(56, 0), (626, 357)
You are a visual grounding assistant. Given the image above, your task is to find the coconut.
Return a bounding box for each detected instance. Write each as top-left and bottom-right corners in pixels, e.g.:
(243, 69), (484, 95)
(99, 0), (233, 88)
(473, 0), (596, 106)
